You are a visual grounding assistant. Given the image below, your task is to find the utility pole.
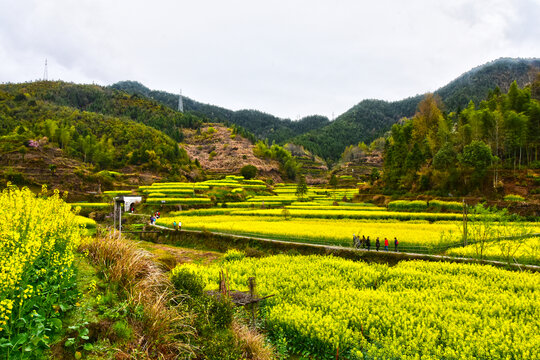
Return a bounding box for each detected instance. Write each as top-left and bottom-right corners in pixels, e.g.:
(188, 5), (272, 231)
(178, 90), (183, 112)
(43, 58), (48, 81)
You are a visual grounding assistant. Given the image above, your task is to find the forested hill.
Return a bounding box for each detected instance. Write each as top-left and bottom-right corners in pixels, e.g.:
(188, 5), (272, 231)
(293, 58), (540, 161)
(111, 81), (330, 144)
(0, 81), (205, 143)
(0, 86), (190, 172)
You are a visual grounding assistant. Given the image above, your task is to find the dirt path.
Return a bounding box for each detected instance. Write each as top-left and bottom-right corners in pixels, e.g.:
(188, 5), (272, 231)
(138, 239), (222, 269)
(150, 224), (540, 271)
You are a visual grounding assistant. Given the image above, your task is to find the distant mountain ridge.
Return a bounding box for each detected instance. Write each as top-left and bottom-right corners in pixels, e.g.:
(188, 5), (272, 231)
(113, 57), (540, 161)
(293, 57), (540, 160)
(110, 81), (330, 145)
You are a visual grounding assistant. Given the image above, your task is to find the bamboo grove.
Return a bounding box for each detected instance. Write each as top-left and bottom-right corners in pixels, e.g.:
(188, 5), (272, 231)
(383, 77), (540, 193)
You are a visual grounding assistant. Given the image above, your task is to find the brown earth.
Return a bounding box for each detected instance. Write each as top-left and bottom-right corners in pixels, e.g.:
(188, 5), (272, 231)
(182, 124), (283, 182)
(0, 145), (162, 201)
(138, 241), (222, 270)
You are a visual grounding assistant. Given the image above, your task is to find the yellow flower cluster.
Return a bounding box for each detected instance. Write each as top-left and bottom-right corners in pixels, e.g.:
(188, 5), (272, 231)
(183, 255), (540, 359)
(0, 186), (82, 333)
(0, 299), (13, 332)
(447, 237), (540, 265)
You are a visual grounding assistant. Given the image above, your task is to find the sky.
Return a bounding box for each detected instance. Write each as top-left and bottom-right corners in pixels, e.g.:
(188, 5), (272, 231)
(1, 0), (539, 120)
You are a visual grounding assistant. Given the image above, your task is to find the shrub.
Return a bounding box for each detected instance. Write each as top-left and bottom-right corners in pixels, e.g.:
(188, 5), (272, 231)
(428, 200), (463, 212)
(388, 200), (428, 212)
(208, 296), (234, 329)
(203, 329), (243, 360)
(170, 266), (205, 297)
(223, 249), (246, 262)
(112, 320), (132, 341)
(240, 165), (258, 180)
(3, 168), (27, 186)
(504, 194), (525, 202)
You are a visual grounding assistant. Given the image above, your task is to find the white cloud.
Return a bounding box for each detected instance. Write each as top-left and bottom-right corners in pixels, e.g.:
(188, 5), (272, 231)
(0, 0), (538, 119)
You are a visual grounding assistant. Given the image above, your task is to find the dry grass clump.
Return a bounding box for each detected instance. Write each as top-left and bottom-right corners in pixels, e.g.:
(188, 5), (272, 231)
(80, 234), (194, 359)
(231, 320), (275, 360)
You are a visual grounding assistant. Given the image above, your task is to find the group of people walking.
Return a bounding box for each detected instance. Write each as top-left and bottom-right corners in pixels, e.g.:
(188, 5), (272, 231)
(172, 220), (182, 231)
(352, 235), (398, 252)
(150, 211), (160, 225)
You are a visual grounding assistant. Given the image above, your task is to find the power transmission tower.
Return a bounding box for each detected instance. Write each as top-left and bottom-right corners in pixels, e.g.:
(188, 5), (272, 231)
(43, 59), (48, 81)
(178, 90), (184, 112)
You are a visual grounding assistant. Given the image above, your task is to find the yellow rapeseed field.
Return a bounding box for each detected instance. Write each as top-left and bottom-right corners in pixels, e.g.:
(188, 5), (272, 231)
(180, 255), (540, 359)
(446, 237), (540, 265)
(0, 186), (83, 356)
(158, 215), (465, 251)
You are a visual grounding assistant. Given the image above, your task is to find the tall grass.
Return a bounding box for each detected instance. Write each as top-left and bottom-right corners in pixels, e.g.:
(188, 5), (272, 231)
(81, 235), (194, 358)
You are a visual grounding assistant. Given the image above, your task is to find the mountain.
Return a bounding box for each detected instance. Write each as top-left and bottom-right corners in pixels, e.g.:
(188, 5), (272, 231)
(0, 83), (192, 171)
(0, 81), (207, 143)
(111, 81), (330, 144)
(0, 81), (291, 191)
(292, 58), (540, 161)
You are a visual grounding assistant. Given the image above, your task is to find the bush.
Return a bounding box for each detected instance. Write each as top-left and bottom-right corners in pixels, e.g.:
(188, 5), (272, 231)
(223, 249), (246, 262)
(208, 296), (234, 329)
(387, 200), (427, 212)
(170, 266), (205, 297)
(202, 329), (243, 360)
(240, 165), (258, 180)
(504, 194), (525, 202)
(428, 200), (463, 212)
(3, 168), (27, 186)
(112, 320), (132, 341)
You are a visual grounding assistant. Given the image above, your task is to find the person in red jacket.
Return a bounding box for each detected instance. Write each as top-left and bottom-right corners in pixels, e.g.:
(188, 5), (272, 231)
(384, 237), (389, 251)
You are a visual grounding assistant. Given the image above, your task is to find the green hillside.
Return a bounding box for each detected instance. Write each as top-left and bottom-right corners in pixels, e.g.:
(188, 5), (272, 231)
(0, 81), (203, 142)
(382, 78), (540, 195)
(111, 81), (330, 144)
(294, 58), (540, 161)
(0, 84), (191, 172)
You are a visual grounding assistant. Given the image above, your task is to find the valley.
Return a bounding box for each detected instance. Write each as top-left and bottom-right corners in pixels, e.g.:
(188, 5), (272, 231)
(1, 57), (540, 360)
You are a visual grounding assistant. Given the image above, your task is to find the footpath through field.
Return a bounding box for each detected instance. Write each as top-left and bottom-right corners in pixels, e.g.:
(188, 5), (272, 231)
(149, 224), (540, 272)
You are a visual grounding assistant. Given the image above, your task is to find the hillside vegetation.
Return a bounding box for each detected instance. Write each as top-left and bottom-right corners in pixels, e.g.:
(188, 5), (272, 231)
(0, 81), (205, 142)
(112, 58), (540, 162)
(294, 58), (540, 160)
(0, 87), (189, 173)
(111, 81), (330, 144)
(383, 77), (540, 195)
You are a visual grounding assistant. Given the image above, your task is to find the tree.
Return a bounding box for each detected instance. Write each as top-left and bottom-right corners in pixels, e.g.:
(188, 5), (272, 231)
(240, 165), (257, 179)
(329, 173), (337, 188)
(411, 94), (445, 156)
(296, 175), (308, 201)
(370, 168), (380, 184)
(458, 140), (493, 187)
(283, 158), (299, 180)
(433, 143), (457, 171)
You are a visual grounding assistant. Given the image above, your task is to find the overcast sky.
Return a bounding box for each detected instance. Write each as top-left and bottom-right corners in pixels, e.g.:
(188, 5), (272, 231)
(1, 0), (539, 120)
